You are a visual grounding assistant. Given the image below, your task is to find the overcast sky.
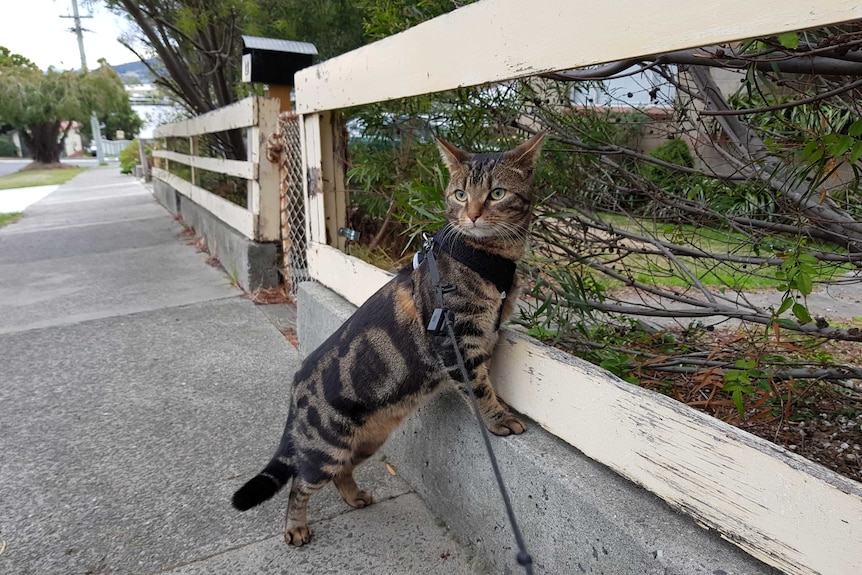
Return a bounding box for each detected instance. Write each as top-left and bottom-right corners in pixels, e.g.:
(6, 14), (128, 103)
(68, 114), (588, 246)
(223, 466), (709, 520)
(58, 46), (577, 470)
(1, 0), (138, 70)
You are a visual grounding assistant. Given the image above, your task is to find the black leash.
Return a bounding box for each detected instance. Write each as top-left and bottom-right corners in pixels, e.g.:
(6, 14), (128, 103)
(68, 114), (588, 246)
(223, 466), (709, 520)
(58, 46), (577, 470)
(420, 232), (535, 575)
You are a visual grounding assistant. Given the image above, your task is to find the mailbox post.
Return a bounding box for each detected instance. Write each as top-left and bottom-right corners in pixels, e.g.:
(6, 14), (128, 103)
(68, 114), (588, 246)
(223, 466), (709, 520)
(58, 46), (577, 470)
(241, 35), (318, 112)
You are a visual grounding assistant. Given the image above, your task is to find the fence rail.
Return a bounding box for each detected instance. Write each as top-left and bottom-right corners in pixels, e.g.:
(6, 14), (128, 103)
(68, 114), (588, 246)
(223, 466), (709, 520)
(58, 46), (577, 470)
(294, 1), (862, 574)
(152, 96), (280, 242)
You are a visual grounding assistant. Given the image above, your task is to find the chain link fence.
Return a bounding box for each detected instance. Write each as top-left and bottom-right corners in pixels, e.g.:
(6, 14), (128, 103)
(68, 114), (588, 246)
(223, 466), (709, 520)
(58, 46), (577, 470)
(273, 111), (310, 296)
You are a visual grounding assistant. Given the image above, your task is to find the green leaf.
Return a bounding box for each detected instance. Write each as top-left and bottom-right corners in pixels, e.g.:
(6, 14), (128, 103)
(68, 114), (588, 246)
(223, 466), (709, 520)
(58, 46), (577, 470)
(732, 390), (745, 417)
(833, 135), (854, 157)
(776, 297), (794, 316)
(777, 32), (799, 49)
(800, 140), (819, 160)
(527, 326), (557, 340)
(795, 272), (813, 296)
(851, 141), (862, 164)
(849, 119), (862, 138)
(792, 302), (813, 324)
(807, 147), (825, 163)
(797, 253), (819, 265)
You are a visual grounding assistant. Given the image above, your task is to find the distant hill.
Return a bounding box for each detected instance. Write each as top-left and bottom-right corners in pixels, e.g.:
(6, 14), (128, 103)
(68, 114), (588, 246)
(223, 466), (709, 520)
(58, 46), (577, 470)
(112, 58), (159, 84)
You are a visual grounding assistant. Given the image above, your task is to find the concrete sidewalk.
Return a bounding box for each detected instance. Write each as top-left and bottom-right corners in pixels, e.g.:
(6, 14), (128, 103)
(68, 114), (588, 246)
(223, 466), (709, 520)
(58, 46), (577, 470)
(0, 167), (483, 574)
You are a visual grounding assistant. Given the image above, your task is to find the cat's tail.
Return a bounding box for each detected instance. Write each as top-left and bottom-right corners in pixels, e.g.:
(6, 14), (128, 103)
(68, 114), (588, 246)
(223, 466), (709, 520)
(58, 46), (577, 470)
(231, 433), (294, 511)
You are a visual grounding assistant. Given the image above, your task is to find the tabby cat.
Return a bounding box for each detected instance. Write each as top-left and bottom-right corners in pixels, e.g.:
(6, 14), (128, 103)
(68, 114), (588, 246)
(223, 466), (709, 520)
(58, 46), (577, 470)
(232, 132), (545, 546)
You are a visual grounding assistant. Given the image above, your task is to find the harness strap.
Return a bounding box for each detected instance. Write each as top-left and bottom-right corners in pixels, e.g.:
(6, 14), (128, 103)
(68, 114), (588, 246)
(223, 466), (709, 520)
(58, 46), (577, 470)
(432, 224), (516, 296)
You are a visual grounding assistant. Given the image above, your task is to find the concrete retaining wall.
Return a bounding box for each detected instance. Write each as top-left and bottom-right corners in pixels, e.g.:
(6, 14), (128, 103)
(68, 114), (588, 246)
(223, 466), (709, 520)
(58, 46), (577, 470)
(297, 281), (777, 575)
(152, 179), (278, 291)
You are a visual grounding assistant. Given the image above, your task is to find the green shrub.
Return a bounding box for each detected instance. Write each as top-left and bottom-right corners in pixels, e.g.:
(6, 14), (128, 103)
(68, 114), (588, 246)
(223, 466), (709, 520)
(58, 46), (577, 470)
(0, 136), (18, 157)
(119, 139), (151, 174)
(641, 138), (694, 193)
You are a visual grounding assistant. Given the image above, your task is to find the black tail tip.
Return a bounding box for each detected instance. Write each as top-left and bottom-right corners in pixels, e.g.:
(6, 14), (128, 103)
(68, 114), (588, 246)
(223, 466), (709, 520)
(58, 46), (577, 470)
(232, 475), (278, 511)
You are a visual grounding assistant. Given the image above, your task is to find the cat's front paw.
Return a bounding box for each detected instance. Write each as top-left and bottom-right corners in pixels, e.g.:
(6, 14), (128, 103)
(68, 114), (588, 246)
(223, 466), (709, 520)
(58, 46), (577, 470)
(487, 414), (527, 436)
(345, 490), (373, 509)
(285, 524), (312, 546)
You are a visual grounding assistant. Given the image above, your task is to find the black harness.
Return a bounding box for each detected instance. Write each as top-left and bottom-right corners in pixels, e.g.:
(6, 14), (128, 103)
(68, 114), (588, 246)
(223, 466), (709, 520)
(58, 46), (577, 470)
(432, 225), (516, 296)
(413, 225), (517, 332)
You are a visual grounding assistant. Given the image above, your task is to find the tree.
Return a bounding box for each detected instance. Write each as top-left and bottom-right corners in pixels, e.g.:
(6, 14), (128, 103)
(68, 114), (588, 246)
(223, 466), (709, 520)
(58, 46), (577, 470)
(105, 0), (254, 158)
(0, 46), (38, 71)
(254, 0), (367, 60)
(80, 86), (144, 141)
(104, 0), (371, 159)
(0, 49), (131, 164)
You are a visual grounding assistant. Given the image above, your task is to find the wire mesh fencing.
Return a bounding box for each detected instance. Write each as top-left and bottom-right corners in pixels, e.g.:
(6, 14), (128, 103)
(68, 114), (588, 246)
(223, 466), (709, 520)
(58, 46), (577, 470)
(273, 111), (310, 296)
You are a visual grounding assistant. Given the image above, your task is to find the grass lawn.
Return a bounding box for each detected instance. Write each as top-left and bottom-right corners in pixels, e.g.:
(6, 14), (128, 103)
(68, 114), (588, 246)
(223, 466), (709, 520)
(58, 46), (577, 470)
(590, 213), (853, 291)
(0, 166), (87, 190)
(0, 213), (23, 228)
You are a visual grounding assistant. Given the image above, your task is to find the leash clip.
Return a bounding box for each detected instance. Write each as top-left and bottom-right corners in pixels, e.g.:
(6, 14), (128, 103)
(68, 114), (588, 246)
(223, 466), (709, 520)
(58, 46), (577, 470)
(421, 232), (434, 252)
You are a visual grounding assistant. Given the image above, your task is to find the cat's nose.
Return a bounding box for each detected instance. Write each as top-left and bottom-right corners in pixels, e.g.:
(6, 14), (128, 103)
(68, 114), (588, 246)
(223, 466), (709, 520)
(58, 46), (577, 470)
(467, 213), (480, 223)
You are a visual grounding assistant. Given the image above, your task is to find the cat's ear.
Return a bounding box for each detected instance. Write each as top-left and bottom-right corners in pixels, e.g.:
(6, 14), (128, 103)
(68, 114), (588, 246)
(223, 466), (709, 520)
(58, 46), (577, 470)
(435, 137), (469, 172)
(507, 131), (546, 171)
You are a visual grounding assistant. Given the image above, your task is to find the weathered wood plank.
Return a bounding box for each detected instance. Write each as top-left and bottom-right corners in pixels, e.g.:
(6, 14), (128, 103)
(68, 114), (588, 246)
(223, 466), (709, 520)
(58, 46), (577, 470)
(491, 330), (862, 575)
(302, 114), (327, 245)
(152, 168), (254, 239)
(152, 150), (255, 180)
(254, 98), (282, 242)
(295, 0), (860, 114)
(319, 111), (341, 250)
(301, 244), (862, 575)
(154, 97), (257, 138)
(307, 243), (390, 305)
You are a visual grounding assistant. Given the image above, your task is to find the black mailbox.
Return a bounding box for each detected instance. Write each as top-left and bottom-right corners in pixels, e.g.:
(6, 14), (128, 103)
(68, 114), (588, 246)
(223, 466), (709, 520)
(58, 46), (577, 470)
(241, 35), (318, 86)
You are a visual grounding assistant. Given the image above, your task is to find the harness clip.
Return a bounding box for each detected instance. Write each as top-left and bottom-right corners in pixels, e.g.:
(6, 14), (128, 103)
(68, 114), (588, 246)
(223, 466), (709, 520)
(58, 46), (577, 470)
(427, 307), (453, 336)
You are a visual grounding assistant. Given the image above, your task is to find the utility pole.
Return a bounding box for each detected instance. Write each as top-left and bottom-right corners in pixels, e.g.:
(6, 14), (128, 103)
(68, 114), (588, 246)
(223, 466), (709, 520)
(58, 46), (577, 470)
(60, 0), (104, 164)
(60, 0), (90, 71)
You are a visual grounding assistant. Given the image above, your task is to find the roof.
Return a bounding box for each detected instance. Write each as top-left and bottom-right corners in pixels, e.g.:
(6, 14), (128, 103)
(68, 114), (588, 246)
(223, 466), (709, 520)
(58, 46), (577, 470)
(241, 36), (318, 56)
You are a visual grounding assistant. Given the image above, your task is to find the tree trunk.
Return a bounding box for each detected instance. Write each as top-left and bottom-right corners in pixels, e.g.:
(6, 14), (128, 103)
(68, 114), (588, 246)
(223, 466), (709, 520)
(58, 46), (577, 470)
(688, 66), (862, 252)
(22, 122), (63, 164)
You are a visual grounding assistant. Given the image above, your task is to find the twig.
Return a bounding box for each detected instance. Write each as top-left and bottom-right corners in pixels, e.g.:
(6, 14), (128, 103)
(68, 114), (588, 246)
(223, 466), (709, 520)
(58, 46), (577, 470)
(701, 78), (862, 116)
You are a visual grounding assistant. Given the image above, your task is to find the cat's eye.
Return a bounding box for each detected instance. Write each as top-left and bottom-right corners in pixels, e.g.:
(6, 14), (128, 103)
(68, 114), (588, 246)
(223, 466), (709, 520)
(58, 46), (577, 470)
(453, 190), (468, 202)
(490, 188), (507, 200)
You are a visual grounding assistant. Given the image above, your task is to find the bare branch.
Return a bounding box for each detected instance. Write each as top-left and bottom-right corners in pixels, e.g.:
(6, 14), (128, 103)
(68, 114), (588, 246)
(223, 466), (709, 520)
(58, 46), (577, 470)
(701, 77), (862, 116)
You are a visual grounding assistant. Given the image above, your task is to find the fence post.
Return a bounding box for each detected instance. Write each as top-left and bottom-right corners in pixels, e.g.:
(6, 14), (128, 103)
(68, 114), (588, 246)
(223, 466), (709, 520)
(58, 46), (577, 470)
(138, 138), (151, 182)
(318, 110), (348, 250)
(251, 97), (282, 242)
(189, 136), (198, 186)
(302, 113), (325, 246)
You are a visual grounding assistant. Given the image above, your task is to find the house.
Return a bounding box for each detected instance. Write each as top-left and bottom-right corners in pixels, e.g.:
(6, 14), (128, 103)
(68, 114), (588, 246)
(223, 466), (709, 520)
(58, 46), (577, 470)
(60, 120), (84, 158)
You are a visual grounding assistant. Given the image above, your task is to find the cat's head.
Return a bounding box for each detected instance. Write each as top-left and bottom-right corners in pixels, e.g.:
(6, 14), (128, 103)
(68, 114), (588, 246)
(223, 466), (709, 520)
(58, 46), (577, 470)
(435, 132), (545, 240)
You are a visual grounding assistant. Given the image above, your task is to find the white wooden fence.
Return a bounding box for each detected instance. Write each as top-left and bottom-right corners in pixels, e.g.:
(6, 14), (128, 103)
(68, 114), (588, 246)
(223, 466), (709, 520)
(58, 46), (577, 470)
(100, 139), (132, 157)
(152, 96), (280, 242)
(294, 1), (862, 574)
